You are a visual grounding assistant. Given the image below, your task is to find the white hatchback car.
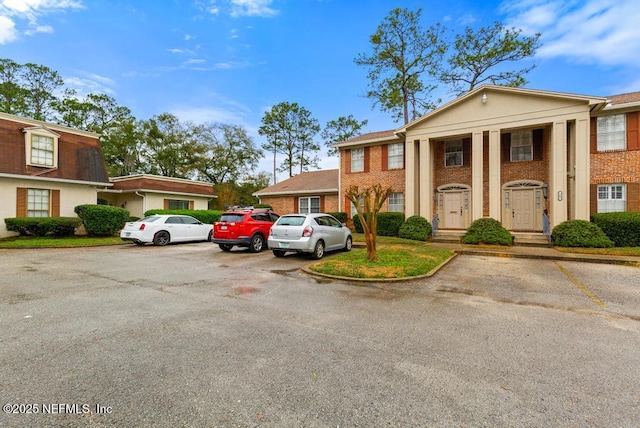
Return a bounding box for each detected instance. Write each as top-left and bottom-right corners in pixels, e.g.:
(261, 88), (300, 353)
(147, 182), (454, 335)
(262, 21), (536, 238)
(268, 213), (353, 259)
(120, 215), (213, 246)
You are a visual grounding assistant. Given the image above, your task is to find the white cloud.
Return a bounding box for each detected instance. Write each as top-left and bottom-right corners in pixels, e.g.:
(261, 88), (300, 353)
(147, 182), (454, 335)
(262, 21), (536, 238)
(501, 0), (640, 67)
(65, 74), (115, 96)
(230, 0), (277, 18)
(0, 0), (83, 41)
(0, 15), (17, 43)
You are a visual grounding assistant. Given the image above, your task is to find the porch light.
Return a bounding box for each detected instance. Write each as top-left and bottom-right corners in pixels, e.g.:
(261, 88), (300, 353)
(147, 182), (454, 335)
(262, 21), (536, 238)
(541, 183), (548, 199)
(481, 92), (488, 104)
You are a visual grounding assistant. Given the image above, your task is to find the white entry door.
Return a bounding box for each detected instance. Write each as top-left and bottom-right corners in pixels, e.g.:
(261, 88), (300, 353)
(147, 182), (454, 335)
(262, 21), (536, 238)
(443, 192), (464, 229)
(511, 189), (535, 230)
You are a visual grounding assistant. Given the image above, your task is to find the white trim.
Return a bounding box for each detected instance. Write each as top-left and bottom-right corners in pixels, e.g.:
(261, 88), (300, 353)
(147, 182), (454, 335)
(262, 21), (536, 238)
(334, 135), (402, 149)
(109, 173), (213, 187)
(253, 189), (338, 197)
(100, 188), (216, 198)
(0, 172), (112, 187)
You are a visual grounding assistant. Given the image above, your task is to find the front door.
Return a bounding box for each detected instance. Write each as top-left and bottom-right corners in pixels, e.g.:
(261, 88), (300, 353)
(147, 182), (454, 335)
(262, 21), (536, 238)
(511, 189), (535, 230)
(443, 192), (464, 229)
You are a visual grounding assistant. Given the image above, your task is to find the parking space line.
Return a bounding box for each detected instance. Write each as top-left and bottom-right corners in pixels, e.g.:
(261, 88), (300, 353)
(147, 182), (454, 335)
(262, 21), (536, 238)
(554, 261), (607, 309)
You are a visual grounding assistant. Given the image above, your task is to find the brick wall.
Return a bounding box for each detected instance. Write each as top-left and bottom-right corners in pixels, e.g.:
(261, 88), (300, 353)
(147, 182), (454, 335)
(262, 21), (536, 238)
(258, 194), (338, 215)
(340, 143), (406, 217)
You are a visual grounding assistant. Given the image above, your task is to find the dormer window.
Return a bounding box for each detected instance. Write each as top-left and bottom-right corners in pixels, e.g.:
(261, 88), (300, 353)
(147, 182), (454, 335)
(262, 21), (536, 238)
(24, 126), (59, 168)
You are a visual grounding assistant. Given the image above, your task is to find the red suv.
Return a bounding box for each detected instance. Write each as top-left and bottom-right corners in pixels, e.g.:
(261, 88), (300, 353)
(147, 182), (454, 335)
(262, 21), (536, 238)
(212, 208), (280, 252)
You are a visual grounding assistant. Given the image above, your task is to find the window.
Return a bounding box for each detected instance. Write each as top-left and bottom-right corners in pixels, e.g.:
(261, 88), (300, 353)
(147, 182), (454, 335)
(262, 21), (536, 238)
(350, 196), (364, 217)
(510, 131), (533, 161)
(598, 184), (626, 213)
(597, 115), (626, 151)
(388, 192), (404, 212)
(299, 196), (320, 214)
(27, 189), (50, 217)
(168, 199), (190, 210)
(351, 148), (364, 172)
(388, 143), (404, 169)
(445, 140), (463, 167)
(24, 127), (59, 168)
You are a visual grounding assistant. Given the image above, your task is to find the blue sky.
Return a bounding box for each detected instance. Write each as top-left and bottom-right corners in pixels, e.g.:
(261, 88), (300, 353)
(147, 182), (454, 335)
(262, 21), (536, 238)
(2, 0), (640, 180)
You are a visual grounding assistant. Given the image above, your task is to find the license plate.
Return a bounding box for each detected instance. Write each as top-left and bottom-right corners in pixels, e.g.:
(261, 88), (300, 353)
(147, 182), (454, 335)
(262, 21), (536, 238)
(279, 242), (289, 248)
(124, 232), (131, 237)
(220, 225), (227, 230)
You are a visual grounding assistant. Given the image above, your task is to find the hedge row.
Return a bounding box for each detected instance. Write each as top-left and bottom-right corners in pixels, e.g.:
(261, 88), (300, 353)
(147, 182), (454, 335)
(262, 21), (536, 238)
(398, 215), (431, 241)
(75, 204), (130, 236)
(591, 212), (640, 247)
(352, 212), (405, 236)
(4, 217), (81, 237)
(327, 212), (348, 223)
(144, 209), (222, 224)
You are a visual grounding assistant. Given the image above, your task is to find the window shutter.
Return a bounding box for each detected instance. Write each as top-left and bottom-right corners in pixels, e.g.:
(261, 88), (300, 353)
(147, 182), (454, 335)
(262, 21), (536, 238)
(381, 145), (388, 171)
(462, 138), (471, 166)
(533, 129), (544, 161)
(501, 134), (511, 163)
(345, 150), (351, 174)
(364, 147), (370, 173)
(320, 196), (325, 213)
(294, 196), (299, 213)
(51, 190), (60, 217)
(16, 187), (27, 217)
(344, 196), (351, 218)
(189, 200), (194, 210)
(627, 182), (640, 212)
(164, 199), (169, 210)
(627, 112), (640, 151)
(590, 184), (598, 215)
(590, 118), (598, 153)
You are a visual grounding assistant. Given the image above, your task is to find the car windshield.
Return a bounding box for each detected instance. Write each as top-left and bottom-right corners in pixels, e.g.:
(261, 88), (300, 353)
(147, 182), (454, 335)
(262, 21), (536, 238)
(220, 214), (245, 223)
(140, 216), (162, 223)
(275, 216), (306, 226)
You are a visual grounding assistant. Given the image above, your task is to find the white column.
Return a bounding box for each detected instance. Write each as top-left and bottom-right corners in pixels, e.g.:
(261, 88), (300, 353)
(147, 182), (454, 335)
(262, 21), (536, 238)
(550, 121), (568, 226)
(419, 138), (432, 219)
(574, 117), (591, 220)
(472, 131), (484, 220)
(489, 129), (501, 219)
(405, 140), (416, 218)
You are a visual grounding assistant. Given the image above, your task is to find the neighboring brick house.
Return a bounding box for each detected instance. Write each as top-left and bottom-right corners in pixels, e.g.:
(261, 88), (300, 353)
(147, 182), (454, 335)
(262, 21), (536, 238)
(253, 169), (339, 215)
(98, 174), (216, 218)
(336, 85), (623, 235)
(0, 112), (111, 238)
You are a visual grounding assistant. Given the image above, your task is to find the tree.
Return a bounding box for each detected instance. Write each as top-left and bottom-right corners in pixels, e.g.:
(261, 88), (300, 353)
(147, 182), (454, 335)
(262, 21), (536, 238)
(345, 184), (393, 261)
(101, 118), (145, 177)
(258, 101), (321, 181)
(195, 123), (262, 185)
(53, 91), (133, 134)
(0, 59), (27, 115)
(355, 8), (447, 124)
(140, 113), (206, 178)
(440, 22), (541, 96)
(21, 62), (63, 121)
(321, 115), (368, 156)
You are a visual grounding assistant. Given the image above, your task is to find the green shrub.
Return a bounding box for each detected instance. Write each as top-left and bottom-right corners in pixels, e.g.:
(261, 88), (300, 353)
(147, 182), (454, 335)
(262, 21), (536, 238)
(75, 204), (131, 236)
(462, 217), (512, 245)
(4, 217), (81, 237)
(327, 212), (348, 223)
(143, 209), (222, 224)
(254, 203), (273, 209)
(591, 212), (640, 247)
(352, 214), (364, 233)
(398, 215), (432, 241)
(551, 220), (613, 248)
(377, 212), (405, 236)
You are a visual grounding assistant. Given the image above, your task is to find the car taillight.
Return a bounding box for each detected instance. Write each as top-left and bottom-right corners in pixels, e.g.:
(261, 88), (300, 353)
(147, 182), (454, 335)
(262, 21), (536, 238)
(302, 225), (313, 237)
(139, 224), (146, 231)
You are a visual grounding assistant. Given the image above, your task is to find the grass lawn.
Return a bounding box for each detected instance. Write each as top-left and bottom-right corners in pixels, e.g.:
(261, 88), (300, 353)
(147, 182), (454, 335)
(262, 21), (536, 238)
(308, 234), (454, 279)
(0, 236), (125, 248)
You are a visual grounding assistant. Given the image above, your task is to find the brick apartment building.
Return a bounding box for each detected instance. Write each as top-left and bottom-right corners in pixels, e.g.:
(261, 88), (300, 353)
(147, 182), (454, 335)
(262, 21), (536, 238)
(334, 85), (640, 235)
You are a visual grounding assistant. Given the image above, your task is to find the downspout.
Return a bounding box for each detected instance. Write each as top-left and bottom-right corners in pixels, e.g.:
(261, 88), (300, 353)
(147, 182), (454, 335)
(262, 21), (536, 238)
(135, 191), (145, 215)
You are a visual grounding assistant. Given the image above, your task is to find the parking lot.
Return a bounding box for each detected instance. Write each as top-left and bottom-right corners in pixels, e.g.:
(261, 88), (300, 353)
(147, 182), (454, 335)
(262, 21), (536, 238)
(1, 243), (639, 427)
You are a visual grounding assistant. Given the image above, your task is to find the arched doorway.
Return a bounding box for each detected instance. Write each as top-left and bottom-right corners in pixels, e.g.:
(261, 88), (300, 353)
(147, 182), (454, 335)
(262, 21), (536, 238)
(502, 180), (546, 231)
(436, 184), (471, 229)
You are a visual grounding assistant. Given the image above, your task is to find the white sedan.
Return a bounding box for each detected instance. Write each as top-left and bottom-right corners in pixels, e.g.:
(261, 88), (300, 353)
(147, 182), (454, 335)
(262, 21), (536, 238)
(120, 215), (213, 246)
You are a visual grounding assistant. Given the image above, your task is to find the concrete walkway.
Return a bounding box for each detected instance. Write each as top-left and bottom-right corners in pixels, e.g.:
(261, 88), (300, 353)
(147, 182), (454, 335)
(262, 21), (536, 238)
(428, 241), (640, 266)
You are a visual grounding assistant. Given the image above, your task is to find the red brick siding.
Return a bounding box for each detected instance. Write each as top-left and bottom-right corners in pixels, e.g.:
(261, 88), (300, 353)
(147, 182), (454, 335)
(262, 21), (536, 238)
(501, 128), (549, 185)
(256, 194), (338, 215)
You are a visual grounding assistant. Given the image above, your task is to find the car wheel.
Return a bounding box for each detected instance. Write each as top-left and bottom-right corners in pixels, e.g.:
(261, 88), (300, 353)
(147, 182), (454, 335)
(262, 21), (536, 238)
(344, 236), (353, 252)
(249, 234), (265, 253)
(272, 250), (286, 257)
(311, 240), (325, 260)
(153, 231), (170, 246)
(219, 244), (233, 252)
(207, 230), (213, 242)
